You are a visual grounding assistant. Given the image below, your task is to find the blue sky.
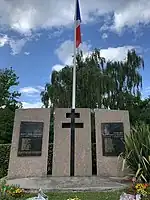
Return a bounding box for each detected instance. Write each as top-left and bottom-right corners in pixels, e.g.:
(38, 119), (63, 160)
(0, 0), (150, 108)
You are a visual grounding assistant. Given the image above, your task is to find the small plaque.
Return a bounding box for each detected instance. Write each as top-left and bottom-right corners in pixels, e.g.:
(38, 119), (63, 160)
(101, 123), (125, 156)
(18, 121), (44, 157)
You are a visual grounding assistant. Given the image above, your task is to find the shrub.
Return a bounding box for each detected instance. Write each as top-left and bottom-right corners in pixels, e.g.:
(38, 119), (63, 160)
(122, 122), (150, 182)
(0, 144), (11, 179)
(47, 143), (53, 175)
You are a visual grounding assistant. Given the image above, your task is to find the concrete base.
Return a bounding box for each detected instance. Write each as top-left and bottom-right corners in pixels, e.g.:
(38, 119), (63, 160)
(7, 176), (128, 192)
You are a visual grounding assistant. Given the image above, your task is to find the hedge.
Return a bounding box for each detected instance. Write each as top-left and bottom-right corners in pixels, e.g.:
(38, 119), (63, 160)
(47, 143), (53, 175)
(0, 144), (11, 179)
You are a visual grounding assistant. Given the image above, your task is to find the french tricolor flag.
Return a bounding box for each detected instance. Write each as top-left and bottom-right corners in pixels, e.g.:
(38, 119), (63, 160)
(75, 0), (81, 48)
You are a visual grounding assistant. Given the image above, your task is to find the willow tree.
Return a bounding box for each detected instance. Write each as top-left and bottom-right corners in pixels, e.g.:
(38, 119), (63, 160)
(103, 50), (144, 110)
(41, 49), (144, 111)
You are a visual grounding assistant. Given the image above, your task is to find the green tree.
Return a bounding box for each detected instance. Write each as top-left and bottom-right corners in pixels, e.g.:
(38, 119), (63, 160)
(134, 97), (150, 125)
(40, 49), (145, 142)
(41, 49), (144, 112)
(0, 68), (21, 144)
(103, 50), (143, 110)
(0, 68), (21, 109)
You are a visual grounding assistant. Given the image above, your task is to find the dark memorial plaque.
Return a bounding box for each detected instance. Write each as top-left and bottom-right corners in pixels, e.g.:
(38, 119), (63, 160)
(101, 123), (125, 156)
(18, 121), (44, 157)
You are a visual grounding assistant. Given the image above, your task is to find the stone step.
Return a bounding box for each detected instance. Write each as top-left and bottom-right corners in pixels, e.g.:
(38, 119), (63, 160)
(7, 176), (128, 192)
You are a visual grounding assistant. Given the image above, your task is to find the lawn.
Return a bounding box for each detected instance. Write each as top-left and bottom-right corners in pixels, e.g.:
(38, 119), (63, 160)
(22, 191), (122, 200)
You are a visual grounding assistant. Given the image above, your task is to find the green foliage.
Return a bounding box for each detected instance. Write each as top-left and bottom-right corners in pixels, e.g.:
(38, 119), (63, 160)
(0, 68), (22, 144)
(0, 68), (21, 108)
(41, 49), (143, 110)
(0, 196), (15, 200)
(0, 144), (11, 178)
(139, 97), (150, 125)
(49, 108), (54, 144)
(0, 191), (123, 200)
(36, 191), (123, 200)
(0, 179), (24, 199)
(40, 49), (150, 127)
(0, 109), (14, 144)
(122, 123), (150, 182)
(127, 96), (150, 126)
(47, 143), (54, 175)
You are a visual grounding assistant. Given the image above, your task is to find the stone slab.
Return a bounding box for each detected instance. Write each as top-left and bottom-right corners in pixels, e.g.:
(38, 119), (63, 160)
(7, 176), (127, 191)
(95, 109), (130, 177)
(52, 108), (92, 176)
(8, 108), (50, 179)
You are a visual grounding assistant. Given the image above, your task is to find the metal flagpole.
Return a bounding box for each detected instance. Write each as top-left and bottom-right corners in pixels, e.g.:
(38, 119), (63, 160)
(72, 0), (77, 110)
(70, 0), (77, 177)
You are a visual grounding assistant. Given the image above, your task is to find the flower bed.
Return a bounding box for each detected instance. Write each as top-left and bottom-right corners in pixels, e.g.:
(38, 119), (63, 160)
(120, 178), (150, 200)
(0, 178), (24, 199)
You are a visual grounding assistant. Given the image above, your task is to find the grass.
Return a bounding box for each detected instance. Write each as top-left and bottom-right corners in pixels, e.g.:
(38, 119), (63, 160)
(21, 191), (123, 200)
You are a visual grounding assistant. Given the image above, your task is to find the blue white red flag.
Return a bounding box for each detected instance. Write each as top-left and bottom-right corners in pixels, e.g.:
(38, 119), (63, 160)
(75, 0), (81, 48)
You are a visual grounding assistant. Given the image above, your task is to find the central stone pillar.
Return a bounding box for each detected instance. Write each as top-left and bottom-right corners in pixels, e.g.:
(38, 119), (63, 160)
(52, 108), (92, 176)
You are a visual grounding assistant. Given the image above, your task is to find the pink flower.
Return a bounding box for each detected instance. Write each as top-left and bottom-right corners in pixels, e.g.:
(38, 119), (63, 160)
(132, 177), (136, 183)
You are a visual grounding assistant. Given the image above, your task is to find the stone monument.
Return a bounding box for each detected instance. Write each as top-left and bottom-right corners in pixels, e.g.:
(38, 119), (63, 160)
(52, 108), (92, 176)
(8, 108), (50, 179)
(95, 109), (130, 177)
(8, 107), (130, 179)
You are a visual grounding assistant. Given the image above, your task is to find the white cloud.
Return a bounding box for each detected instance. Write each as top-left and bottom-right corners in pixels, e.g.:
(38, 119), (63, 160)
(55, 40), (91, 65)
(52, 64), (65, 72)
(55, 40), (74, 65)
(102, 33), (108, 39)
(9, 38), (27, 55)
(53, 40), (139, 71)
(19, 86), (44, 96)
(0, 34), (28, 55)
(5, 32), (42, 55)
(0, 0), (74, 34)
(49, 28), (63, 39)
(0, 0), (150, 34)
(22, 101), (43, 108)
(20, 87), (40, 94)
(100, 46), (138, 61)
(52, 40), (91, 72)
(24, 51), (30, 55)
(36, 86), (45, 90)
(0, 35), (8, 47)
(112, 1), (150, 32)
(55, 40), (139, 62)
(20, 86), (45, 108)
